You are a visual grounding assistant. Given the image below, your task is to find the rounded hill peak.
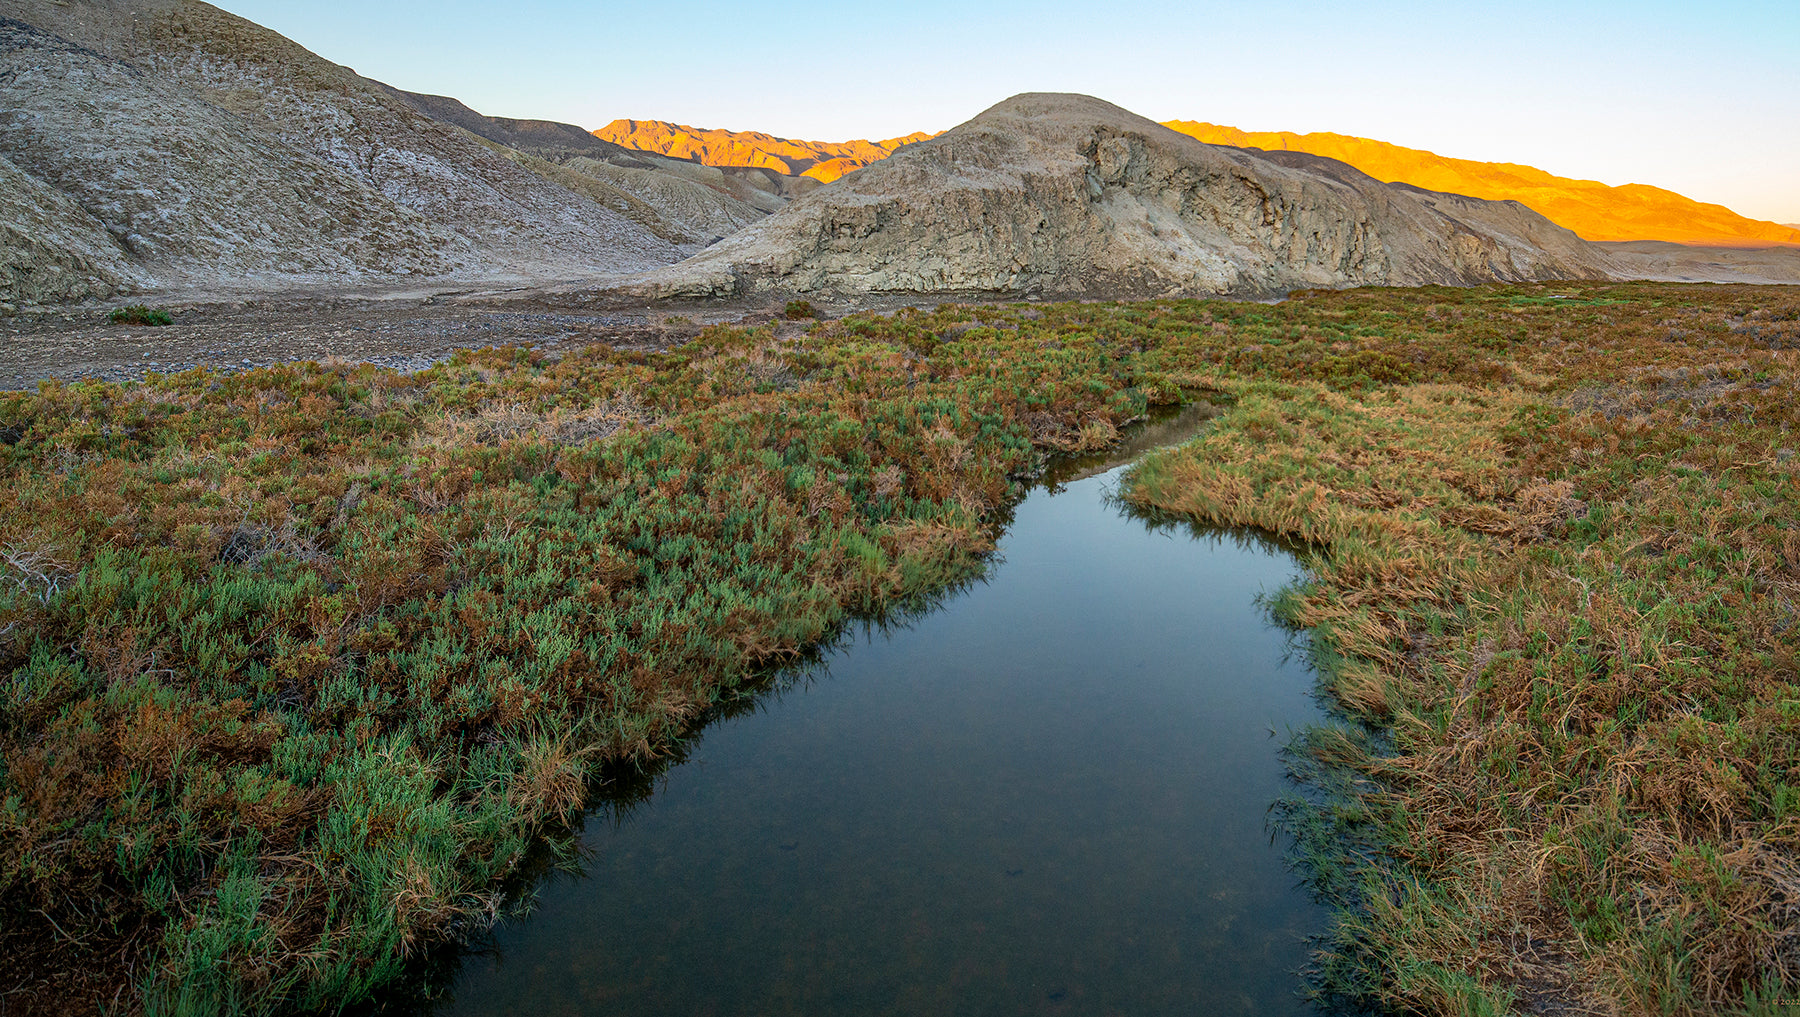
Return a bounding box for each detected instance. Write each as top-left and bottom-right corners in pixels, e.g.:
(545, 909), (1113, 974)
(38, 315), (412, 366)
(624, 92), (1619, 301)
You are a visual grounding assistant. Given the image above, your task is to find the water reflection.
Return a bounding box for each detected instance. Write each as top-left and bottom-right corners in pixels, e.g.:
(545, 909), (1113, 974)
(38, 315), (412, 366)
(1036, 398), (1223, 491)
(430, 404), (1335, 1017)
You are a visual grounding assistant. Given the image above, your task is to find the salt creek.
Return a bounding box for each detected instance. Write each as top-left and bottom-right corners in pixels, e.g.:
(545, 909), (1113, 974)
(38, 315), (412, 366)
(433, 406), (1333, 1016)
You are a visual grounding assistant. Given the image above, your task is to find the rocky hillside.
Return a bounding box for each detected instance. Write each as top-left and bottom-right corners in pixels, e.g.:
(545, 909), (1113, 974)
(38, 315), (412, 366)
(592, 120), (936, 182)
(379, 87), (785, 243)
(624, 94), (1622, 301)
(0, 148), (148, 306)
(0, 0), (687, 305)
(1163, 121), (1800, 247)
(424, 103), (826, 207)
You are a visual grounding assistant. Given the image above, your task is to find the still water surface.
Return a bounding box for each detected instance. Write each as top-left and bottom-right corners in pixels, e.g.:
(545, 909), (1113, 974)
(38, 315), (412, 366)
(439, 417), (1330, 1016)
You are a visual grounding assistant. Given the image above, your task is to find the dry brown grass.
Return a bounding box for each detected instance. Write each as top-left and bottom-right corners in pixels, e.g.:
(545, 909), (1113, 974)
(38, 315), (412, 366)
(1124, 282), (1800, 1014)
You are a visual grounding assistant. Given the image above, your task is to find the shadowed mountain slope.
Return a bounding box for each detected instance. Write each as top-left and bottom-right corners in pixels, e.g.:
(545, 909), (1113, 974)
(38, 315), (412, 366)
(624, 93), (1622, 301)
(1162, 121), (1800, 247)
(0, 0), (685, 303)
(0, 148), (148, 305)
(376, 86), (641, 164)
(378, 87), (786, 241)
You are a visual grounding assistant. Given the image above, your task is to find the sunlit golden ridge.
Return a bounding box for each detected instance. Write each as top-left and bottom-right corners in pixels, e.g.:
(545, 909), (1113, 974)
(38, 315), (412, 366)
(591, 119), (937, 183)
(1159, 121), (1800, 247)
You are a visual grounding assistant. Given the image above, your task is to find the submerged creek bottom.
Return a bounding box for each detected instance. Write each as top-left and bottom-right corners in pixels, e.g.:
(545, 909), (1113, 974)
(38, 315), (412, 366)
(436, 435), (1331, 1016)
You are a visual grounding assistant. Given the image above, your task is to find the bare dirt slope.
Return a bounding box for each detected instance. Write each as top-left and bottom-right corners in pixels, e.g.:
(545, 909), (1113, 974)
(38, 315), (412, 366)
(0, 13), (457, 297)
(561, 157), (771, 240)
(1597, 241), (1800, 285)
(380, 86), (644, 164)
(382, 88), (789, 211)
(0, 0), (684, 306)
(622, 93), (1623, 301)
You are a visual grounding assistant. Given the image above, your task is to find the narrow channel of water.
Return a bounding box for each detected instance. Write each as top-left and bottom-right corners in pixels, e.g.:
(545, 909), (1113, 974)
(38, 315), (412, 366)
(434, 409), (1331, 1016)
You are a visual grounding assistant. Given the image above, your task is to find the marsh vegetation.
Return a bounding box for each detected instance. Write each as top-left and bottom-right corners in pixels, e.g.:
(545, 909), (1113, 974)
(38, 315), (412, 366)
(2, 282), (1797, 1014)
(437, 427), (1326, 1016)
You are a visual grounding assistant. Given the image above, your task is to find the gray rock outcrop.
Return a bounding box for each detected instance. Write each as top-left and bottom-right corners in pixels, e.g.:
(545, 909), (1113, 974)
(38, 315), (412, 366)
(624, 93), (1624, 300)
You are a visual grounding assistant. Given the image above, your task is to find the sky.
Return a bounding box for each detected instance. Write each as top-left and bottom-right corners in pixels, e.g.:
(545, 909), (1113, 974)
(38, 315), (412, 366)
(216, 0), (1800, 224)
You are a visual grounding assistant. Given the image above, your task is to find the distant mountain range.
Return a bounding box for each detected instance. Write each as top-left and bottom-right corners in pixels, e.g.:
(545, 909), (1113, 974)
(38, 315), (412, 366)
(1161, 122), (1800, 247)
(591, 118), (1800, 248)
(590, 121), (937, 183)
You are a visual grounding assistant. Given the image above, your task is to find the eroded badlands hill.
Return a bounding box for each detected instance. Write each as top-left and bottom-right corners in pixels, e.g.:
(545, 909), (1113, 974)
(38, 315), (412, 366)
(610, 115), (1798, 251)
(624, 93), (1622, 301)
(0, 0), (689, 304)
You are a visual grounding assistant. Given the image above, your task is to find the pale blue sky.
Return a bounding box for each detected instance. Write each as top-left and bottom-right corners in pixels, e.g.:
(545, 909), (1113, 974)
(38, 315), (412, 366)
(217, 0), (1799, 223)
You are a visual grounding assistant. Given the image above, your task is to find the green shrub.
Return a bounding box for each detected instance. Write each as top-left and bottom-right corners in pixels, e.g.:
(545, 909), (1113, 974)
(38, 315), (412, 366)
(783, 300), (818, 320)
(110, 305), (174, 326)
